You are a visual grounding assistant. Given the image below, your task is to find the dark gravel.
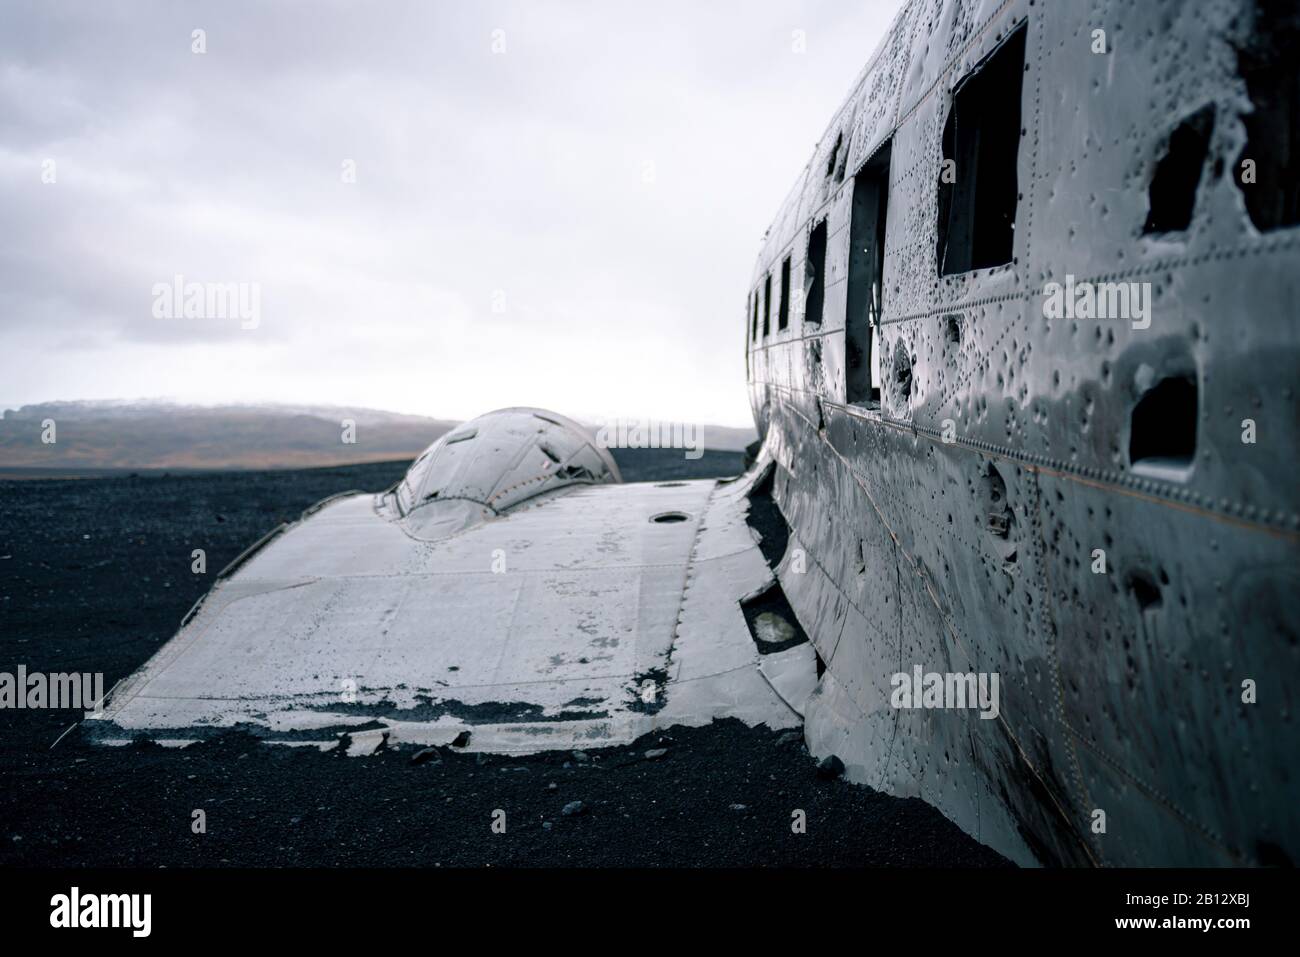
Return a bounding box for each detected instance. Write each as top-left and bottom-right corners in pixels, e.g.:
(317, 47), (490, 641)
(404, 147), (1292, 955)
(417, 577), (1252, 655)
(0, 452), (1010, 867)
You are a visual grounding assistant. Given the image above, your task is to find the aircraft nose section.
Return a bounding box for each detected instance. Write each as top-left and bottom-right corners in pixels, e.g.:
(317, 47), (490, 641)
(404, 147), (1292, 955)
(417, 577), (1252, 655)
(392, 407), (621, 538)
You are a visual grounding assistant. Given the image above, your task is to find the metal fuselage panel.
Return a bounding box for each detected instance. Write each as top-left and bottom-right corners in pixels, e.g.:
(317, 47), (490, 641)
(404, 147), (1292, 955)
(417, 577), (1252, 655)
(745, 0), (1299, 866)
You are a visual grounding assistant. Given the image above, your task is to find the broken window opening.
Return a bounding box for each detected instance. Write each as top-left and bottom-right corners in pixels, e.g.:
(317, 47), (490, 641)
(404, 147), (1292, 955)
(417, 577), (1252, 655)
(1127, 571), (1163, 613)
(1129, 374), (1198, 475)
(936, 23), (1027, 275)
(1234, 0), (1300, 231)
(804, 219), (827, 326)
(1143, 105), (1215, 234)
(762, 273), (772, 337)
(751, 290), (760, 342)
(892, 338), (914, 407)
(745, 464), (789, 568)
(944, 313), (963, 348)
(846, 139), (893, 406)
(778, 255), (792, 331)
(740, 580), (810, 656)
(980, 462), (1013, 539)
(826, 131), (843, 181)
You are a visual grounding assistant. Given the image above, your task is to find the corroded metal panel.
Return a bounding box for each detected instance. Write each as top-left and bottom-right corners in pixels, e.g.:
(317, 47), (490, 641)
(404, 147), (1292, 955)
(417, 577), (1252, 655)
(747, 0), (1299, 865)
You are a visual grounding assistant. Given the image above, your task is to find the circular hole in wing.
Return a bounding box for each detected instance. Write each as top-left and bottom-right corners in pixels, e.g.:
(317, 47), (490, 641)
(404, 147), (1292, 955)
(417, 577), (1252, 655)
(650, 511), (691, 524)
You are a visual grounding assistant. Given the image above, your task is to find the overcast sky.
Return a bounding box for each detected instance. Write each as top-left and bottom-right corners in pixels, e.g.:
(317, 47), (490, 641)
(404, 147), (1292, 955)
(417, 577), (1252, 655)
(0, 0), (903, 427)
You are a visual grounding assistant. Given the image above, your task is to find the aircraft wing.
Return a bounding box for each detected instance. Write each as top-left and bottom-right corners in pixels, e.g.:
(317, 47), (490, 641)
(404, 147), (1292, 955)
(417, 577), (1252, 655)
(87, 409), (815, 753)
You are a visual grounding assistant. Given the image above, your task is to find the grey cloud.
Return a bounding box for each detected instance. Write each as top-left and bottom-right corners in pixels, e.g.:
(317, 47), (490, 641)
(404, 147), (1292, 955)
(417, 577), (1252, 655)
(0, 0), (903, 425)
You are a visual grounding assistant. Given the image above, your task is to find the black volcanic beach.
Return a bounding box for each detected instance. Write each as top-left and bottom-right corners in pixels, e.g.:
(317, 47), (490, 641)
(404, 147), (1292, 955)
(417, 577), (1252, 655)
(0, 452), (1007, 867)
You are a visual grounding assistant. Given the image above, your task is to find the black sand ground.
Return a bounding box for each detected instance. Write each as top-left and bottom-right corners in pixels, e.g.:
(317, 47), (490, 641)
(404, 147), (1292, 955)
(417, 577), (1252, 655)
(0, 451), (1010, 867)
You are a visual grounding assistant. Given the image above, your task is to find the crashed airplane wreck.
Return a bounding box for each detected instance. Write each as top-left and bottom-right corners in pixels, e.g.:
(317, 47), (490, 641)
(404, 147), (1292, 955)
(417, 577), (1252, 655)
(89, 0), (1299, 868)
(91, 407), (816, 759)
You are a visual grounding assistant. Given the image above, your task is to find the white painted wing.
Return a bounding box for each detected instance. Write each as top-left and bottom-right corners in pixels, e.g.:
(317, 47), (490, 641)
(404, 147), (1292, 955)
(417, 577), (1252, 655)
(90, 472), (813, 753)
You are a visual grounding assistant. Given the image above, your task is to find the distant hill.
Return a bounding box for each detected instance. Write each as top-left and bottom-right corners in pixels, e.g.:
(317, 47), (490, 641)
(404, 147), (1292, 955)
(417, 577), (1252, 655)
(0, 401), (756, 475)
(0, 401), (458, 474)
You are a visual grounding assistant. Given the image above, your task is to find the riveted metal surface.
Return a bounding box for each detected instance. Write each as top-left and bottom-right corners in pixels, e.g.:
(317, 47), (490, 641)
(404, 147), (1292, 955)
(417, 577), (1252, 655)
(88, 470), (813, 753)
(746, 0), (1299, 865)
(394, 407), (621, 539)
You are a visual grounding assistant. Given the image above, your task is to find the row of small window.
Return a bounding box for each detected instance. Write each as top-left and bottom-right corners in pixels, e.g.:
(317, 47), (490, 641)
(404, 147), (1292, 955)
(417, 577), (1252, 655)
(749, 0), (1300, 352)
(748, 199), (841, 342)
(749, 22), (1028, 353)
(748, 236), (815, 341)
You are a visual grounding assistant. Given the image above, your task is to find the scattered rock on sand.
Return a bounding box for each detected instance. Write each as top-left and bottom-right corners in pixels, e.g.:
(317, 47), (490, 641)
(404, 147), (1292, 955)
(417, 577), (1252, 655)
(817, 755), (846, 780)
(410, 747), (442, 766)
(776, 731), (803, 750)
